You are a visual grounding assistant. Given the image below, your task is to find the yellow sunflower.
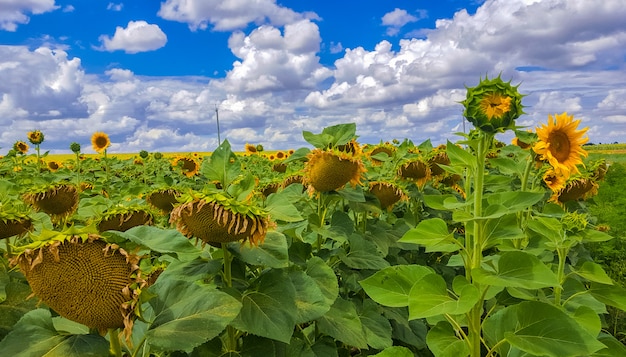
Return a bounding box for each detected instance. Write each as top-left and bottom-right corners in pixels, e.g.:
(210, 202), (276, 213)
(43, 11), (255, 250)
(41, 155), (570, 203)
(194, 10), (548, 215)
(245, 143), (258, 154)
(27, 130), (45, 145)
(13, 141), (29, 154)
(47, 160), (62, 172)
(533, 112), (588, 178)
(304, 148), (366, 193)
(172, 156), (200, 177)
(91, 132), (111, 153)
(542, 169), (567, 192)
(479, 93), (512, 121)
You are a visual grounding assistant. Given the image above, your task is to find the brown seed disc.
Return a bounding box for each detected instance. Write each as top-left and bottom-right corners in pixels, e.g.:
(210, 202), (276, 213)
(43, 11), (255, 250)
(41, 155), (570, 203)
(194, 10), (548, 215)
(23, 185), (78, 220)
(0, 218), (33, 240)
(147, 189), (181, 213)
(18, 240), (132, 330)
(170, 200), (267, 245)
(98, 211), (153, 232)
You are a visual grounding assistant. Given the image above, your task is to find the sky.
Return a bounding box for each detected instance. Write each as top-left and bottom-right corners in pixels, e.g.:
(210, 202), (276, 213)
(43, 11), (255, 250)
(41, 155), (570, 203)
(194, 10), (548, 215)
(1, 0), (625, 155)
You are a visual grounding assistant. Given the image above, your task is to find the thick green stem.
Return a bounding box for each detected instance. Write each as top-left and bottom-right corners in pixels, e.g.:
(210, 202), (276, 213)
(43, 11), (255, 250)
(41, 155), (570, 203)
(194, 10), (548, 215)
(108, 329), (123, 357)
(555, 246), (567, 306)
(221, 244), (237, 351)
(467, 132), (492, 357)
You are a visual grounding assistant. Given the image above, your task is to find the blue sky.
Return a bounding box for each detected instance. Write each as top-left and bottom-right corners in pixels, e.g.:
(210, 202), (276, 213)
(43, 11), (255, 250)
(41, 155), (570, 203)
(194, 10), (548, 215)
(1, 0), (625, 154)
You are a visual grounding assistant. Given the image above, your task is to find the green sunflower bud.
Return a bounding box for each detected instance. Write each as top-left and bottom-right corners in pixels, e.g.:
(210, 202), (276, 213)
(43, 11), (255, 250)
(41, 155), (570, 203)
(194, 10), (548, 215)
(461, 74), (525, 133)
(70, 142), (81, 154)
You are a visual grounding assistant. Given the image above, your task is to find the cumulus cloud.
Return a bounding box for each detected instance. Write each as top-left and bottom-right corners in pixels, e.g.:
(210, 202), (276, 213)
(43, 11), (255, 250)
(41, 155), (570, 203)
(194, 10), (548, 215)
(97, 21), (167, 53)
(381, 8), (426, 36)
(0, 0), (58, 31)
(157, 0), (313, 31)
(221, 19), (332, 93)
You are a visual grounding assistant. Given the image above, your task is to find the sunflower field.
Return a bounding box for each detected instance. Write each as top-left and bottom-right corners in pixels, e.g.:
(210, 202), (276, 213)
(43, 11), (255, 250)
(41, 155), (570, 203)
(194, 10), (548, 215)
(2, 76), (626, 357)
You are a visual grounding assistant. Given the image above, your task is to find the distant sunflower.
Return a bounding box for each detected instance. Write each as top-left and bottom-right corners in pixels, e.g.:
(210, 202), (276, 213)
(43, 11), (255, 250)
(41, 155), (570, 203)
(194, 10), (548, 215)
(172, 156), (200, 177)
(245, 143), (258, 154)
(275, 151), (286, 160)
(27, 130), (45, 145)
(512, 137), (531, 150)
(369, 181), (408, 210)
(47, 160), (62, 172)
(13, 141), (29, 154)
(428, 151), (450, 177)
(91, 132), (110, 153)
(368, 143), (395, 165)
(533, 112), (588, 178)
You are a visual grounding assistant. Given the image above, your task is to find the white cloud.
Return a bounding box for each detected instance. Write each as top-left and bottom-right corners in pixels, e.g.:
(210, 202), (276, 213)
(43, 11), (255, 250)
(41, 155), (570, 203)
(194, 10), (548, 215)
(97, 21), (167, 54)
(0, 0), (58, 31)
(107, 3), (123, 11)
(157, 0), (312, 31)
(62, 5), (74, 13)
(381, 8), (426, 36)
(222, 19), (332, 93)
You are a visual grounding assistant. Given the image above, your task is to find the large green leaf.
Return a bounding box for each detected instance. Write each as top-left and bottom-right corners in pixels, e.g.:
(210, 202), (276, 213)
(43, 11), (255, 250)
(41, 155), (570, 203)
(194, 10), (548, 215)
(472, 251), (559, 289)
(573, 261), (614, 285)
(340, 233), (390, 270)
(398, 218), (460, 252)
(302, 123), (356, 148)
(372, 346), (414, 357)
(589, 282), (626, 311)
(228, 231), (289, 268)
(358, 300), (392, 350)
(154, 256), (223, 283)
(504, 301), (606, 357)
(526, 217), (564, 246)
(107, 225), (201, 261)
(426, 321), (470, 357)
(288, 269), (329, 324)
(305, 257), (338, 308)
(264, 184), (304, 222)
(359, 265), (434, 307)
(446, 140), (476, 170)
(231, 269), (297, 343)
(594, 333), (626, 356)
(146, 279), (242, 352)
(485, 191), (544, 214)
(408, 275), (480, 319)
(483, 214), (525, 248)
(0, 278), (38, 340)
(316, 297), (368, 349)
(0, 309), (109, 357)
(200, 139), (241, 187)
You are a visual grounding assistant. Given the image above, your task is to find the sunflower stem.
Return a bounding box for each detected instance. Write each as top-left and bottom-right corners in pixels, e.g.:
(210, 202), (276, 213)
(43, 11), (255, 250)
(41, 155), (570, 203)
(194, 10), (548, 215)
(221, 243), (237, 351)
(108, 328), (123, 357)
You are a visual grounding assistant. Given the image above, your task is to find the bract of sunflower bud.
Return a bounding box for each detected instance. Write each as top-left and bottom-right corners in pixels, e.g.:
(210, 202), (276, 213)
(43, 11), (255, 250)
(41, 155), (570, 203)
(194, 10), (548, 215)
(461, 75), (525, 133)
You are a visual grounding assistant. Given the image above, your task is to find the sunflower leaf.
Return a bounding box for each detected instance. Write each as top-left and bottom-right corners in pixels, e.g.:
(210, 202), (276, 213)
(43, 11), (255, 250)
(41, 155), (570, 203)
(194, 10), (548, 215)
(201, 139), (241, 189)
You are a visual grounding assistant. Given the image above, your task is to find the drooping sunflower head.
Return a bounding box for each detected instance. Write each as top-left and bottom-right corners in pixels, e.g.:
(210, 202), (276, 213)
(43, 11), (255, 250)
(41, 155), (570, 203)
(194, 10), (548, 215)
(172, 155), (200, 178)
(461, 74), (525, 133)
(13, 141), (29, 154)
(532, 112), (588, 179)
(96, 202), (155, 233)
(22, 184), (79, 224)
(304, 148), (366, 193)
(146, 188), (182, 213)
(367, 142), (396, 166)
(0, 195), (33, 240)
(549, 177), (598, 204)
(27, 130), (45, 145)
(169, 191), (271, 246)
(91, 132), (111, 153)
(369, 181), (408, 210)
(427, 150), (451, 177)
(11, 229), (144, 338)
(398, 158), (432, 189)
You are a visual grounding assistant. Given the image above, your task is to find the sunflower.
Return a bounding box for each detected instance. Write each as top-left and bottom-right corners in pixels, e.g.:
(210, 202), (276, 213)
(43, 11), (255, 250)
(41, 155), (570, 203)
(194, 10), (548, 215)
(542, 169), (567, 192)
(172, 156), (200, 178)
(369, 181), (408, 210)
(11, 230), (144, 338)
(533, 112), (588, 178)
(304, 148), (366, 193)
(398, 159), (432, 189)
(428, 151), (450, 177)
(13, 141), (29, 154)
(169, 192), (271, 246)
(461, 74), (525, 133)
(146, 188), (181, 213)
(97, 206), (154, 233)
(367, 143), (396, 165)
(245, 143), (258, 154)
(27, 130), (45, 145)
(91, 132), (111, 153)
(275, 151), (286, 160)
(22, 184), (79, 224)
(550, 177), (598, 204)
(272, 162), (287, 173)
(0, 197), (33, 240)
(47, 160), (62, 172)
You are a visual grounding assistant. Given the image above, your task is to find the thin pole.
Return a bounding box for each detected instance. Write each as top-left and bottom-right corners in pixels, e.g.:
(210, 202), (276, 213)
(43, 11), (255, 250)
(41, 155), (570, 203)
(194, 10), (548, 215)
(215, 104), (221, 145)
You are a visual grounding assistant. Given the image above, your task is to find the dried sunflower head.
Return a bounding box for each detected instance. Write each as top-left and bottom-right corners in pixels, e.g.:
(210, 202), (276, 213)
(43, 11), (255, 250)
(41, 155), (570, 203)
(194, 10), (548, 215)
(22, 183), (79, 224)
